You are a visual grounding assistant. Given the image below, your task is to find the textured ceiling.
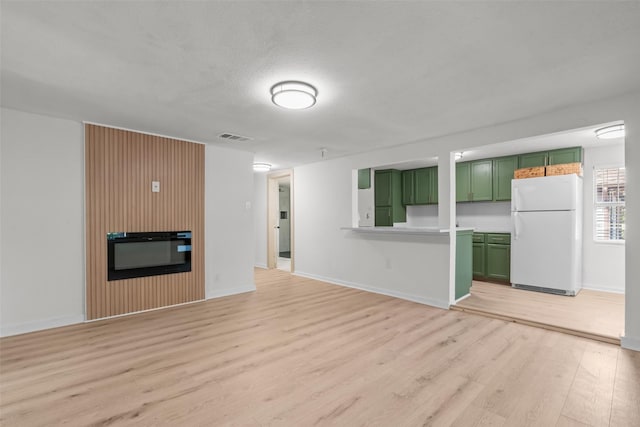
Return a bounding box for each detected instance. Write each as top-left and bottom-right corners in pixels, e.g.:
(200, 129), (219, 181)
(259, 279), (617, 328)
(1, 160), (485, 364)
(2, 1), (639, 169)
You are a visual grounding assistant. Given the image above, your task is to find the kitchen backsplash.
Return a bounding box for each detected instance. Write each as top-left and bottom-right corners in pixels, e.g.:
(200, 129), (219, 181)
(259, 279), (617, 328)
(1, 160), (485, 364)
(406, 205), (439, 227)
(406, 201), (511, 231)
(456, 201), (511, 232)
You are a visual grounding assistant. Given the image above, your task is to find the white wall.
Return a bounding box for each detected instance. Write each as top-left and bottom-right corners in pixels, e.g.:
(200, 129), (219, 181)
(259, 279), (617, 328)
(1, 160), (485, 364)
(205, 145), (255, 299)
(0, 108), (85, 336)
(582, 143), (626, 292)
(253, 173), (267, 268)
(0, 107), (257, 336)
(292, 91), (640, 350)
(294, 158), (451, 309)
(406, 205), (439, 228)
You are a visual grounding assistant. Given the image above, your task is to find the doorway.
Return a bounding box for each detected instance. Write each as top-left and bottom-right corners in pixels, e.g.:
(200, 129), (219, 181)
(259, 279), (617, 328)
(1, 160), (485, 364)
(267, 170), (294, 272)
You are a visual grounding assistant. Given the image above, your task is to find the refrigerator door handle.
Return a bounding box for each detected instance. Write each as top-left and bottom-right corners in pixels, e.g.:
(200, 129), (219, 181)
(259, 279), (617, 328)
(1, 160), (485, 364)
(513, 186), (520, 212)
(513, 212), (520, 240)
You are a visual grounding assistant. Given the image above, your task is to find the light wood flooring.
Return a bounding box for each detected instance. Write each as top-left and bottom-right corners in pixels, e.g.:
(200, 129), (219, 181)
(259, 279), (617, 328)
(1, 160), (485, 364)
(1, 269), (638, 426)
(453, 281), (625, 345)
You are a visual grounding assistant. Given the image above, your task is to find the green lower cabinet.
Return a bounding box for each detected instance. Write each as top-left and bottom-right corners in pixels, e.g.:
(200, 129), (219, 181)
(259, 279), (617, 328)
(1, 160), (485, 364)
(472, 242), (486, 278)
(456, 230), (473, 300)
(473, 233), (511, 283)
(375, 207), (392, 227)
(486, 243), (511, 281)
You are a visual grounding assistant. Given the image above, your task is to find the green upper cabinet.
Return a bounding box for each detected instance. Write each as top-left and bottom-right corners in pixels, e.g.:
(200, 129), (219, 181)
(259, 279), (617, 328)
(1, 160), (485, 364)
(470, 160), (493, 201)
(457, 160), (492, 202)
(358, 168), (371, 189)
(401, 170), (415, 205)
(548, 147), (582, 165)
(456, 162), (471, 202)
(518, 151), (548, 168)
(493, 156), (518, 201)
(401, 167), (438, 205)
(374, 169), (406, 226)
(375, 170), (393, 206)
(414, 168), (430, 204)
(518, 146), (583, 168)
(428, 167), (438, 204)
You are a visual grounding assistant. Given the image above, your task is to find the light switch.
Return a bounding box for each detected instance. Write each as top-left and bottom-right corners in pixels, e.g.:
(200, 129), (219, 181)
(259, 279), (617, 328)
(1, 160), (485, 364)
(152, 181), (160, 193)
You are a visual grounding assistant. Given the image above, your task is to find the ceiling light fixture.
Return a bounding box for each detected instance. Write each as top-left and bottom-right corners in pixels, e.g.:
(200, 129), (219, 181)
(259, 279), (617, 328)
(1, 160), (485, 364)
(270, 81), (317, 110)
(595, 124), (625, 139)
(455, 152), (464, 161)
(253, 162), (271, 172)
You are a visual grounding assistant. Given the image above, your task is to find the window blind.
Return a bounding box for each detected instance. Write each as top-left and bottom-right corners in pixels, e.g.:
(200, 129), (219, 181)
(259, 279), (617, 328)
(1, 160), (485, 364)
(594, 167), (625, 241)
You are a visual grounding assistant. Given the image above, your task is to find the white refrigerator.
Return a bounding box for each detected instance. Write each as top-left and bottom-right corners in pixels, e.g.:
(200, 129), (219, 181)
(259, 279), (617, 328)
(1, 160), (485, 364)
(511, 174), (583, 295)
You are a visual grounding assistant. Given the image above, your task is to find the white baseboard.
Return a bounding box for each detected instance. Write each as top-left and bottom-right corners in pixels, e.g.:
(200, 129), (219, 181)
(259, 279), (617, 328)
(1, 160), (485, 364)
(1, 314), (85, 338)
(454, 293), (471, 304)
(206, 283), (256, 300)
(581, 283), (625, 294)
(293, 271), (450, 310)
(621, 335), (640, 352)
(254, 263), (268, 269)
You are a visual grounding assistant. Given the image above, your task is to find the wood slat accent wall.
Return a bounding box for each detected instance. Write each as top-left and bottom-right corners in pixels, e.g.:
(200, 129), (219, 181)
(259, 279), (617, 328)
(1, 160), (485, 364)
(85, 124), (204, 320)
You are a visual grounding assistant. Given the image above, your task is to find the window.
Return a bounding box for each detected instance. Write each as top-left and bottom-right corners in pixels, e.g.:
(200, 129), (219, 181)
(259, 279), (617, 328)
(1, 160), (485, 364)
(594, 167), (625, 241)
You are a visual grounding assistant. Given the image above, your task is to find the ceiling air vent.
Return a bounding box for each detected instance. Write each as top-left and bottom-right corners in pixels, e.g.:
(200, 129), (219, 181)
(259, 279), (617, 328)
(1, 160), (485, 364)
(218, 133), (252, 142)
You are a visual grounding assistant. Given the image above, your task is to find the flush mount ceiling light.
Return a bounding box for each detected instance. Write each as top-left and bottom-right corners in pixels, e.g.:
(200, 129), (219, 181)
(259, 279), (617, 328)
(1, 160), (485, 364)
(270, 81), (317, 110)
(253, 162), (271, 172)
(595, 124), (625, 139)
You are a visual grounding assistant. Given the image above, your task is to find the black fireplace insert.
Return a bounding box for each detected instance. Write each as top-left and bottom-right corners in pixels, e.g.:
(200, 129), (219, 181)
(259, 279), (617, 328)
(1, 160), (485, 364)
(107, 231), (192, 281)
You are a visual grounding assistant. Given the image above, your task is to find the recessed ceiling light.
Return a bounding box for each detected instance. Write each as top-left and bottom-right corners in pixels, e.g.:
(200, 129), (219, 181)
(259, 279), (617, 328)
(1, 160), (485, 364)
(270, 81), (317, 110)
(253, 162), (271, 172)
(595, 124), (625, 139)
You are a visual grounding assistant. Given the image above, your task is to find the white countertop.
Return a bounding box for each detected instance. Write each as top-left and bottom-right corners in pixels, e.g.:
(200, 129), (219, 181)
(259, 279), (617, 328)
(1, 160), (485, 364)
(341, 226), (475, 235)
(472, 229), (512, 234)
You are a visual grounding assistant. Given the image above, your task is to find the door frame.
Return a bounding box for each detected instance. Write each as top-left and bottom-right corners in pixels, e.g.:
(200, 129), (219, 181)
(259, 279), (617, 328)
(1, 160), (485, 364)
(267, 170), (294, 271)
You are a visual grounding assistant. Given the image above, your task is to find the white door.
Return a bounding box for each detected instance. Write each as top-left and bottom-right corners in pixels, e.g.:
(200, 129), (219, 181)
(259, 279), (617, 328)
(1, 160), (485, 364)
(511, 210), (580, 292)
(512, 175), (579, 212)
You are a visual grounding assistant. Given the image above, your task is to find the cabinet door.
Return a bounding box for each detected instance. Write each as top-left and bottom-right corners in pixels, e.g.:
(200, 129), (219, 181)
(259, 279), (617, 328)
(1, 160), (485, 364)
(456, 162), (471, 202)
(493, 156), (517, 201)
(374, 171), (392, 206)
(375, 207), (392, 226)
(401, 170), (415, 205)
(470, 160), (493, 201)
(472, 242), (486, 278)
(486, 243), (510, 281)
(358, 168), (371, 189)
(519, 151), (547, 168)
(548, 147), (582, 165)
(414, 168), (431, 204)
(429, 166), (438, 204)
